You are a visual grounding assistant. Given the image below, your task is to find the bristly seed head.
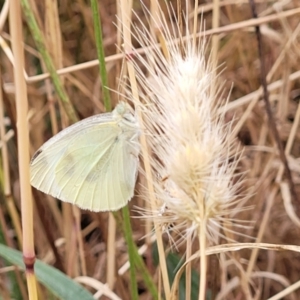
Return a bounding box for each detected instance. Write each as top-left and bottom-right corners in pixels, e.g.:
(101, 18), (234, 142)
(128, 6), (249, 246)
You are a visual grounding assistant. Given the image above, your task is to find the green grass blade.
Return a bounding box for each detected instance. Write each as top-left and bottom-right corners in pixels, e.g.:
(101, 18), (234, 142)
(0, 244), (94, 300)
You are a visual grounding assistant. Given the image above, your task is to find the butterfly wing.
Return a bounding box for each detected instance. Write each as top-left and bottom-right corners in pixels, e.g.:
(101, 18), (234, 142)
(73, 134), (139, 211)
(101, 133), (139, 211)
(30, 113), (139, 211)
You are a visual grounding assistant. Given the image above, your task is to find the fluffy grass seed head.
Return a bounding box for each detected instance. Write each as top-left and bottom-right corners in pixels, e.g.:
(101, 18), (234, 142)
(128, 7), (247, 245)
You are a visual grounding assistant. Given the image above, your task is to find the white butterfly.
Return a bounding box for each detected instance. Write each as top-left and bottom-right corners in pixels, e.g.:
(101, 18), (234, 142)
(30, 102), (140, 212)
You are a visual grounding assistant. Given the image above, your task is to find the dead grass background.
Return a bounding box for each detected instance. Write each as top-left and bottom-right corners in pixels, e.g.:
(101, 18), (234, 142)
(1, 0), (300, 299)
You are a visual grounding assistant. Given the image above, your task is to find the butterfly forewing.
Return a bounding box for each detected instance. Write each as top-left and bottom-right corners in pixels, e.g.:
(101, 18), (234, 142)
(30, 113), (115, 194)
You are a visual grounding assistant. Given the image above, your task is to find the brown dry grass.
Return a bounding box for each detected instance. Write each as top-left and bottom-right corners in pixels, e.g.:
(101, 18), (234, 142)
(1, 0), (300, 299)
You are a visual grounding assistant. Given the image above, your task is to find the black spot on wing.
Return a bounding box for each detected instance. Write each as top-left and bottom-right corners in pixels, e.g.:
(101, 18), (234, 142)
(30, 149), (43, 164)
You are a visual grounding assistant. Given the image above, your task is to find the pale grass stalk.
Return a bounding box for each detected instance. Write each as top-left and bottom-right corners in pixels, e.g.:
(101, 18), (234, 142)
(185, 3), (198, 297)
(194, 2), (209, 298)
(90, 0), (111, 111)
(210, 0), (220, 97)
(147, 0), (161, 253)
(251, 120), (268, 177)
(44, 75), (59, 138)
(185, 234), (192, 300)
(150, 0), (160, 33)
(106, 214), (116, 289)
(104, 1), (122, 290)
(75, 276), (122, 300)
(199, 218), (207, 300)
(73, 207), (87, 276)
(64, 203), (77, 276)
(44, 0), (62, 135)
(9, 1), (38, 299)
(45, 0), (63, 69)
(192, 0), (272, 15)
(119, 0), (171, 297)
(267, 280), (300, 300)
(39, 1), (63, 240)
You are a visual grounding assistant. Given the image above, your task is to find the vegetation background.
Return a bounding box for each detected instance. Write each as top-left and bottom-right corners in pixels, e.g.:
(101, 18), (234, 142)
(0, 0), (300, 299)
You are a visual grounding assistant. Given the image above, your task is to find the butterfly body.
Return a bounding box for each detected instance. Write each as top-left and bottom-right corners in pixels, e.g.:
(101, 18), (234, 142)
(30, 102), (140, 212)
